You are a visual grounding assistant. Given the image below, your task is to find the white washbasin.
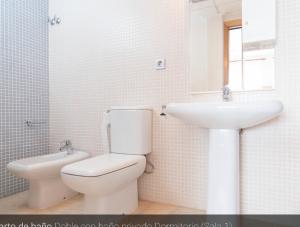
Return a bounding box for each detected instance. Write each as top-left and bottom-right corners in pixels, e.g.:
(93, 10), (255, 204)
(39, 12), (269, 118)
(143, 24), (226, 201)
(166, 100), (283, 129)
(165, 100), (283, 214)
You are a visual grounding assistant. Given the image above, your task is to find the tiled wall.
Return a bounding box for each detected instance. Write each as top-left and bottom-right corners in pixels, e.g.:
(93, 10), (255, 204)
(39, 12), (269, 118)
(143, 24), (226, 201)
(49, 0), (300, 213)
(0, 0), (49, 198)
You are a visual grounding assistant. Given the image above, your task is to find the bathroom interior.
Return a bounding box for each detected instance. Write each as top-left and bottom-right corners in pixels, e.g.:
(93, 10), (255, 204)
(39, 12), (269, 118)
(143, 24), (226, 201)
(0, 0), (299, 218)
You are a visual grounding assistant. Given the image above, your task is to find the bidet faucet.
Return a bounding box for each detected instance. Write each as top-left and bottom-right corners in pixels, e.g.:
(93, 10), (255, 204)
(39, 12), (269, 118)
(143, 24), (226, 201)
(59, 140), (74, 155)
(223, 86), (231, 102)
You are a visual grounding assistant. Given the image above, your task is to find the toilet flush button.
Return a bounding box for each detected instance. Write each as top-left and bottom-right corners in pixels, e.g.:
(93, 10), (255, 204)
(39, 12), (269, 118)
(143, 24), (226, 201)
(155, 59), (166, 70)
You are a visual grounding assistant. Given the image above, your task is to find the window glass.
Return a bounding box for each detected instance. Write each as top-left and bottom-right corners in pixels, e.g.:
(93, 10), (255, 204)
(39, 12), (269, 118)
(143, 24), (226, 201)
(228, 27), (243, 90)
(228, 27), (275, 91)
(243, 49), (275, 90)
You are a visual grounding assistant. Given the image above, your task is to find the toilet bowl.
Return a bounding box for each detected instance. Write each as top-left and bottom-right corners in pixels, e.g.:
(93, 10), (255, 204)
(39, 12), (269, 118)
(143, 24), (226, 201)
(7, 150), (89, 209)
(61, 106), (152, 214)
(61, 153), (146, 214)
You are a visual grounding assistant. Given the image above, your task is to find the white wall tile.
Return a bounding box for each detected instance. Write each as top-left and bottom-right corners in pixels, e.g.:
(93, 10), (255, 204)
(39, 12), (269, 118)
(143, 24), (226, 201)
(0, 0), (49, 198)
(49, 0), (300, 213)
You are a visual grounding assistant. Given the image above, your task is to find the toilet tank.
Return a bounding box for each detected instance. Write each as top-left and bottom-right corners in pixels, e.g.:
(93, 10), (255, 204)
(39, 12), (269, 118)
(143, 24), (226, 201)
(110, 106), (152, 155)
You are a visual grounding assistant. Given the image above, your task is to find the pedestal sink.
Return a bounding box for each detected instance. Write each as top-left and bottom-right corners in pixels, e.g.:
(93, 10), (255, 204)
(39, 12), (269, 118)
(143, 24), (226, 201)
(165, 100), (283, 214)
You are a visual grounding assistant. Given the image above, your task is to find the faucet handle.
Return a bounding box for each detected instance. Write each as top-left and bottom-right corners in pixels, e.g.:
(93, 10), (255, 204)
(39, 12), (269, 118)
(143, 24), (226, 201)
(222, 85), (232, 101)
(223, 85), (230, 92)
(65, 140), (72, 146)
(60, 140), (72, 147)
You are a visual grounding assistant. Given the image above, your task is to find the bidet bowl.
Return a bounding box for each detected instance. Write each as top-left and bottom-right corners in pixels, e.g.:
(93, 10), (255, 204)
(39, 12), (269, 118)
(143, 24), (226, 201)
(7, 150), (90, 180)
(7, 150), (90, 209)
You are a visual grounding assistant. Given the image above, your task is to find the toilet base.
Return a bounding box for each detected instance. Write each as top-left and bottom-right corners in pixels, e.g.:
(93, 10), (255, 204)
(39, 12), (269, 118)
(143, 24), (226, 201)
(83, 180), (138, 214)
(28, 178), (77, 209)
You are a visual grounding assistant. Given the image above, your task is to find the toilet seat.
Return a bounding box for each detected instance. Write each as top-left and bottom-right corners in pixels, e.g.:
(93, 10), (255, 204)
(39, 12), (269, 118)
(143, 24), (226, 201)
(61, 153), (145, 177)
(60, 153), (146, 198)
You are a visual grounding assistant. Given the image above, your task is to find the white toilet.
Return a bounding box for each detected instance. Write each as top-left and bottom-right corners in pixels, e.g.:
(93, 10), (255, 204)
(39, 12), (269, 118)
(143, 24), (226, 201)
(61, 106), (152, 214)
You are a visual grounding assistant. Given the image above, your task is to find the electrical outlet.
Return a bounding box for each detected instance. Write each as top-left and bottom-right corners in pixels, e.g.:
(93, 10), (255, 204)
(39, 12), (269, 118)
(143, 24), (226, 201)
(155, 59), (166, 70)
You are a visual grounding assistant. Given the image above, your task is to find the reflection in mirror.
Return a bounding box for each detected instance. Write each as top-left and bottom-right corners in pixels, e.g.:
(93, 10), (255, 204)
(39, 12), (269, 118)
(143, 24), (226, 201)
(189, 0), (275, 93)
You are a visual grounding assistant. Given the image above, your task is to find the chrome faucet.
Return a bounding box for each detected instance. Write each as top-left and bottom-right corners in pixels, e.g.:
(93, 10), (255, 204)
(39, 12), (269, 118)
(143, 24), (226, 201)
(223, 86), (231, 102)
(59, 140), (74, 155)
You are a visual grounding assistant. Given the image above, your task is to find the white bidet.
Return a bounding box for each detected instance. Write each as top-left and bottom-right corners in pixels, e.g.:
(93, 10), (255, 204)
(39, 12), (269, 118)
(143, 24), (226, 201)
(7, 150), (89, 209)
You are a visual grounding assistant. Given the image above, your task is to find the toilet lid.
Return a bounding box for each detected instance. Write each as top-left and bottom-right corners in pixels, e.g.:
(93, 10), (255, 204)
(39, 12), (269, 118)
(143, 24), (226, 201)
(61, 153), (144, 177)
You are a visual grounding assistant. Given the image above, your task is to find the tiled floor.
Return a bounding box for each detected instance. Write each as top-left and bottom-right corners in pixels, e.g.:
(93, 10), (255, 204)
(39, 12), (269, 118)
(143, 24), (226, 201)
(0, 191), (204, 214)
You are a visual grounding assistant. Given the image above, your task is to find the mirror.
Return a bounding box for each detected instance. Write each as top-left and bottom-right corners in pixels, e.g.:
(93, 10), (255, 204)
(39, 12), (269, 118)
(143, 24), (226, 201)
(189, 0), (276, 93)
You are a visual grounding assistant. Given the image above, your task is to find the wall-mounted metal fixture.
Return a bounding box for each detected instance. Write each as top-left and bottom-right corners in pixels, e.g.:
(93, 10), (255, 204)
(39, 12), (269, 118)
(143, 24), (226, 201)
(160, 105), (167, 116)
(49, 15), (61, 26)
(189, 0), (220, 14)
(25, 120), (47, 127)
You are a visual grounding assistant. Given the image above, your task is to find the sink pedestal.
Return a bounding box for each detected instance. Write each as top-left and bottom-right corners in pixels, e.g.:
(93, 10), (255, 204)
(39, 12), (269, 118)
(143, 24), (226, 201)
(165, 100), (283, 214)
(207, 129), (240, 214)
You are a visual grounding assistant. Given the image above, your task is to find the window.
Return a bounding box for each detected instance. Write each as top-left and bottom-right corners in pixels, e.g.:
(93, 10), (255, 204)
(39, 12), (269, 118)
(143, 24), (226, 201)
(224, 20), (275, 91)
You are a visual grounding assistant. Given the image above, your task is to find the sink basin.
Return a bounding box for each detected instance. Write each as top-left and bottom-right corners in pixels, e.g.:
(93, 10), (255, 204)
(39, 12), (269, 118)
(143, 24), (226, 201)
(165, 100), (283, 214)
(166, 100), (283, 129)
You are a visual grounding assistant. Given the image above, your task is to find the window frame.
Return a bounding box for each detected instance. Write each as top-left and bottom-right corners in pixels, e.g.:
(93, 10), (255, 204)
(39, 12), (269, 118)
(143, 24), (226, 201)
(223, 19), (242, 86)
